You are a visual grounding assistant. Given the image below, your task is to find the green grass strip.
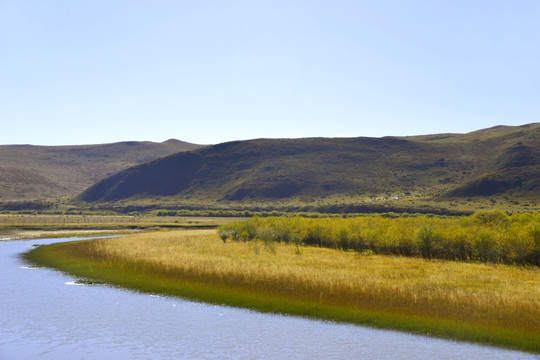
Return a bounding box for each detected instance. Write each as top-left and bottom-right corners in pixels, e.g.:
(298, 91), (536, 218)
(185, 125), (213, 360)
(23, 241), (540, 354)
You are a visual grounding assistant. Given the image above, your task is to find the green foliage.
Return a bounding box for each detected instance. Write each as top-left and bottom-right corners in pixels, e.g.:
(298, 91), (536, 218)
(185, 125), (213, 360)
(217, 227), (229, 243)
(290, 233), (302, 255)
(256, 226), (275, 244)
(529, 224), (540, 265)
(471, 209), (509, 226)
(472, 229), (498, 263)
(417, 225), (435, 259)
(218, 211), (540, 266)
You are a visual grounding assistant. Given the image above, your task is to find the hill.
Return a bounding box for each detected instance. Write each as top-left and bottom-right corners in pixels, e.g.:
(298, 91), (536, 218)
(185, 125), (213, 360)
(76, 123), (539, 213)
(0, 139), (204, 201)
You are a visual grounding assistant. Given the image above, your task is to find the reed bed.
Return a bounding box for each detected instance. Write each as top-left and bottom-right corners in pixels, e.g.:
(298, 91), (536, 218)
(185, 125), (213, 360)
(31, 228), (540, 352)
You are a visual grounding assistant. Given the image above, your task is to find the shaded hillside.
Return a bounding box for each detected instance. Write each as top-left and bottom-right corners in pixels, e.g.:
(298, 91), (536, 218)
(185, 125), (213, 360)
(409, 124), (540, 199)
(0, 166), (67, 200)
(77, 124), (539, 210)
(0, 139), (204, 201)
(446, 144), (539, 197)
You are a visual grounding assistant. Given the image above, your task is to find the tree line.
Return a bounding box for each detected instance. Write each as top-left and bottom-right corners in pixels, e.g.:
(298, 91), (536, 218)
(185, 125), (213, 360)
(218, 210), (540, 266)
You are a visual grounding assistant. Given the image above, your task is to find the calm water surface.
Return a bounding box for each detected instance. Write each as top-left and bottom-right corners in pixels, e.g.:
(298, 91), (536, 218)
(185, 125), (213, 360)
(1, 237), (537, 360)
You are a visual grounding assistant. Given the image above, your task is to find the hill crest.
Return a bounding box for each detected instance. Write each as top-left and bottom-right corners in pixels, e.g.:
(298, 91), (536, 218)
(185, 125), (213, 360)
(77, 124), (540, 212)
(0, 139), (205, 201)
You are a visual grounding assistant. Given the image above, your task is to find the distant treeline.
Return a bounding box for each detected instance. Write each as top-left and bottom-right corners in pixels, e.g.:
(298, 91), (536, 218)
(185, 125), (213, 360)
(218, 210), (540, 266)
(0, 199), (471, 217)
(1, 206), (460, 219)
(150, 209), (455, 219)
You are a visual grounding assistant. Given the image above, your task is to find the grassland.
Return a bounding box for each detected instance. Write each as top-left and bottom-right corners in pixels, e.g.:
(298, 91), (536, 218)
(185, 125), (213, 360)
(24, 228), (540, 353)
(0, 214), (237, 240)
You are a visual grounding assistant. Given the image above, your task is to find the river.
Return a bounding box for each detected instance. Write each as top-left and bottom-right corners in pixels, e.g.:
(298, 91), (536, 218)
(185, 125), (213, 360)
(1, 237), (537, 359)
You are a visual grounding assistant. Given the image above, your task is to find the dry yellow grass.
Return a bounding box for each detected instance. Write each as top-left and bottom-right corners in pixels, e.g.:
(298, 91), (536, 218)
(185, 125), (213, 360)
(85, 229), (540, 334)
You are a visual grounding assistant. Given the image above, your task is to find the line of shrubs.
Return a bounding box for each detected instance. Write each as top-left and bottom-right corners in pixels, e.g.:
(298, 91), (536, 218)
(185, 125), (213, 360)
(217, 210), (540, 266)
(151, 208), (455, 219)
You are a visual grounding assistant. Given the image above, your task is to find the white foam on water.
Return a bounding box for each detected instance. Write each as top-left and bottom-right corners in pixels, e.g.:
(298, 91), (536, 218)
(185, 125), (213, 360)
(65, 281), (85, 286)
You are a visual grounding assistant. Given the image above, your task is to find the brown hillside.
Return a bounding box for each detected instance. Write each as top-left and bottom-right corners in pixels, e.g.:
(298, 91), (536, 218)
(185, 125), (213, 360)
(77, 124), (539, 212)
(0, 140), (204, 201)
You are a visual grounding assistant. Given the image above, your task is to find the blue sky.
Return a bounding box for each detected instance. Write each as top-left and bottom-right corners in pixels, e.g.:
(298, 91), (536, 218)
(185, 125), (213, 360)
(1, 1), (538, 145)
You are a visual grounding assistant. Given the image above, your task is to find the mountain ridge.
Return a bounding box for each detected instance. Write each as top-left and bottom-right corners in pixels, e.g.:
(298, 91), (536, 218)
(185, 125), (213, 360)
(76, 123), (540, 212)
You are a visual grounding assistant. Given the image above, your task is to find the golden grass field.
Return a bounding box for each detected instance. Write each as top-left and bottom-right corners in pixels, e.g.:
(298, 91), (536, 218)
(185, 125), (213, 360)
(79, 230), (539, 336)
(24, 227), (540, 351)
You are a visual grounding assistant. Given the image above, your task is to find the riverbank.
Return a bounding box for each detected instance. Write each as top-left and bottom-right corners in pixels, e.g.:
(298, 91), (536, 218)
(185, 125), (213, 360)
(0, 228), (136, 240)
(23, 229), (540, 353)
(0, 214), (238, 240)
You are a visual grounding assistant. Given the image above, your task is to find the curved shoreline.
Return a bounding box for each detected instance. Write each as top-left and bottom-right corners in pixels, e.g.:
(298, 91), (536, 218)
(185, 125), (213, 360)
(22, 235), (540, 354)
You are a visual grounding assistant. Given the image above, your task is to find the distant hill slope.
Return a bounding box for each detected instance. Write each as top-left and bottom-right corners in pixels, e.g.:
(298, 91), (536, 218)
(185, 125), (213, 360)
(77, 124), (539, 211)
(0, 139), (204, 201)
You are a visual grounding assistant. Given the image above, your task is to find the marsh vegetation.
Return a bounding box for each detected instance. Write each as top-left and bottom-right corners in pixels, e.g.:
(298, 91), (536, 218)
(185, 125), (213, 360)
(24, 225), (540, 352)
(218, 210), (540, 266)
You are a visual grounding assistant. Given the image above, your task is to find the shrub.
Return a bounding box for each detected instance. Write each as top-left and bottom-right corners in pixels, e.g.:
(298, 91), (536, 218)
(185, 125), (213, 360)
(217, 227), (230, 243)
(526, 224), (540, 266)
(473, 229), (498, 263)
(216, 212), (540, 266)
(472, 209), (509, 227)
(257, 226), (275, 244)
(417, 225), (435, 259)
(448, 230), (472, 261)
(335, 226), (351, 251)
(290, 233), (302, 254)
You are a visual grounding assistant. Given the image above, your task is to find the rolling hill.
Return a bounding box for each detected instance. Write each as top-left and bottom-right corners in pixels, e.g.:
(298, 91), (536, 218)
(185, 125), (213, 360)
(0, 139), (204, 201)
(76, 123), (539, 213)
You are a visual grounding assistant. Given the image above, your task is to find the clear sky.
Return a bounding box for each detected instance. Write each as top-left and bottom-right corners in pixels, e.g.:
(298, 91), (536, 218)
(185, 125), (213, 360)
(1, 1), (538, 146)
